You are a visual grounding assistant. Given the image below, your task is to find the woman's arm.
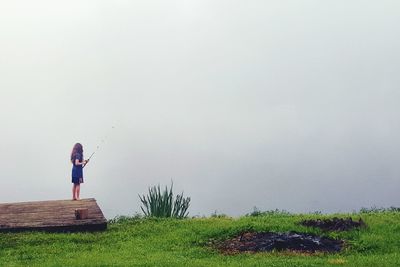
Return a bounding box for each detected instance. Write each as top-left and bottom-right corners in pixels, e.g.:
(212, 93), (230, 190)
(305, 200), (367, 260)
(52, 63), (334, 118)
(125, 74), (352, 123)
(75, 159), (88, 166)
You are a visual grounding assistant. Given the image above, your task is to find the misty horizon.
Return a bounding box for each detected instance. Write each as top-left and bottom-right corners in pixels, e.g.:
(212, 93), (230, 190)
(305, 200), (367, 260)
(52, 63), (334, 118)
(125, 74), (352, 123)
(1, 1), (399, 218)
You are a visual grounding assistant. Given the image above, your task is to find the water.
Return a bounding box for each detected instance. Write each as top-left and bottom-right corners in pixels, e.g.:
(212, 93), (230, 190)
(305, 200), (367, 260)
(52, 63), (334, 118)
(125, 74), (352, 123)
(1, 1), (400, 219)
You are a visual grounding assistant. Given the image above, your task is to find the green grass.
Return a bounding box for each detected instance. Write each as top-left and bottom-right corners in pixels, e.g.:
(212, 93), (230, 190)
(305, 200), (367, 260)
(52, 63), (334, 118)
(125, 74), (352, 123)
(1, 211), (399, 266)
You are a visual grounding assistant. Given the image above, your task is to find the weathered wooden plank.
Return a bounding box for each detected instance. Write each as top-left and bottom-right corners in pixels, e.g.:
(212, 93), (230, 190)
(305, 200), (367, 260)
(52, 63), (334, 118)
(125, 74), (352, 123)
(0, 198), (95, 207)
(0, 199), (99, 212)
(0, 205), (104, 214)
(2, 218), (106, 227)
(1, 215), (106, 223)
(0, 208), (105, 215)
(0, 198), (107, 232)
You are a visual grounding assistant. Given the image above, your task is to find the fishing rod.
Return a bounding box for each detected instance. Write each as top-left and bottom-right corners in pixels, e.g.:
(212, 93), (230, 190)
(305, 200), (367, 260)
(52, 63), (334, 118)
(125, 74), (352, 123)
(87, 151), (96, 161)
(83, 126), (115, 168)
(83, 151), (96, 168)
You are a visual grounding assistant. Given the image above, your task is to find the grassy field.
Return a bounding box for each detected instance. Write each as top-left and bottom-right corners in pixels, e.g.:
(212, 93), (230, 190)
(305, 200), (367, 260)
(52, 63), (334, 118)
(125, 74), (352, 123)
(1, 210), (399, 266)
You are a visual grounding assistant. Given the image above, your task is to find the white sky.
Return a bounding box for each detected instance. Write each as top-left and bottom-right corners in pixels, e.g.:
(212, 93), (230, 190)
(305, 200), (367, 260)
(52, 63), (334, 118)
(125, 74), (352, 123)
(1, 1), (399, 217)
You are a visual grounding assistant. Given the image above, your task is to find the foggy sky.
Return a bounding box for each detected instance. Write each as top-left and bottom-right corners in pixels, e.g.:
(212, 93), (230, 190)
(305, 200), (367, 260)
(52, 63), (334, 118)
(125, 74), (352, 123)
(1, 1), (399, 218)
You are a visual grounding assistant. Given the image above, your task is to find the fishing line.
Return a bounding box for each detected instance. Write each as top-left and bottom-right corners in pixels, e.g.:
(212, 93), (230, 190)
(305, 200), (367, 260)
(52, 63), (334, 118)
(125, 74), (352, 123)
(84, 126), (115, 168)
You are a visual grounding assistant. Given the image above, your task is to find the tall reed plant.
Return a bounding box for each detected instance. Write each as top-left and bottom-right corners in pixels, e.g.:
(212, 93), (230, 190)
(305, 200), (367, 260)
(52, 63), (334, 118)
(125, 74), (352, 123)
(139, 183), (191, 218)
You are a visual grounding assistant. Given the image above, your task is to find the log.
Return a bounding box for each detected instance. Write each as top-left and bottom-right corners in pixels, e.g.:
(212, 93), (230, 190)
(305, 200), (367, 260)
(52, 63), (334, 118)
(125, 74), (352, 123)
(75, 208), (89, 220)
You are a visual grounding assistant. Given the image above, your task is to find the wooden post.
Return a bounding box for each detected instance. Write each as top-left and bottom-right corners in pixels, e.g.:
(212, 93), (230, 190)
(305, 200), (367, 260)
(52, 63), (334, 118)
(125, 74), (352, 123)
(75, 208), (89, 220)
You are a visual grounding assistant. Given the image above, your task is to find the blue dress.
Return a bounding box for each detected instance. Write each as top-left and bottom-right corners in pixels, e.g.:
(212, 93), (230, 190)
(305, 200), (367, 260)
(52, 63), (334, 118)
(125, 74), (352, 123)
(71, 153), (84, 184)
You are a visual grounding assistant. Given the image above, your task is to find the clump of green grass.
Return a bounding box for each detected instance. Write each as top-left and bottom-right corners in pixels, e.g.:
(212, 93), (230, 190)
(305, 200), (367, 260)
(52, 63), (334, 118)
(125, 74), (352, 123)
(359, 206), (400, 213)
(246, 206), (292, 217)
(139, 182), (191, 218)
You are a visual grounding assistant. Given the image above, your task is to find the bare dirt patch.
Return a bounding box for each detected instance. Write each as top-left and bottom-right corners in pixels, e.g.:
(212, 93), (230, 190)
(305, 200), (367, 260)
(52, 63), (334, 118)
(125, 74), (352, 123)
(217, 231), (343, 254)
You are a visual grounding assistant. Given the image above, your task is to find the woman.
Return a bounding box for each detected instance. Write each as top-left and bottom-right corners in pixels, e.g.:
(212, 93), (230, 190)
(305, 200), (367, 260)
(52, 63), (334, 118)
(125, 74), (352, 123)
(70, 143), (89, 200)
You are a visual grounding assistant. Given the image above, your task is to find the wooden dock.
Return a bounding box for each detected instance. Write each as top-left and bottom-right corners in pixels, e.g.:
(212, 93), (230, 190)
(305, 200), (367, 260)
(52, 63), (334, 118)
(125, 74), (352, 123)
(0, 198), (107, 232)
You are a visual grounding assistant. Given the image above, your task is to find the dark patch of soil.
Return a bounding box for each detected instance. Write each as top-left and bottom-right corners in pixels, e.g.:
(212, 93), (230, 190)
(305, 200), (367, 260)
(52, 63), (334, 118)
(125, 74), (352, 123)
(301, 217), (365, 231)
(217, 231), (343, 254)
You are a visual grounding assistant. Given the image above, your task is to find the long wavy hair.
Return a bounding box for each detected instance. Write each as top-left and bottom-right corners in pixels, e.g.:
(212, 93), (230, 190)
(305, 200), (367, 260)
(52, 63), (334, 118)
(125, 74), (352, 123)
(71, 143), (83, 163)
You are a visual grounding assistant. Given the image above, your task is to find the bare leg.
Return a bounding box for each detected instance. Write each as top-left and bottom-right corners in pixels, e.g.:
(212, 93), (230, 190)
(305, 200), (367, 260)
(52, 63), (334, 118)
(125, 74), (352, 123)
(77, 184), (80, 200)
(72, 184), (76, 200)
